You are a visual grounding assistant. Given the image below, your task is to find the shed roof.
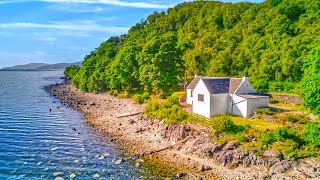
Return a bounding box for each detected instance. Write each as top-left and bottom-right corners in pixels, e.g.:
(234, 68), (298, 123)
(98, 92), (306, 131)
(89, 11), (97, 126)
(240, 93), (269, 99)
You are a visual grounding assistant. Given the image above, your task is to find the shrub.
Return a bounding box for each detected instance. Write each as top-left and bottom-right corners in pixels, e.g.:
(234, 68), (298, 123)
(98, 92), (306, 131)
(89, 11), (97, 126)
(133, 92), (150, 104)
(117, 92), (129, 98)
(210, 115), (239, 136)
(171, 91), (186, 99)
(146, 100), (159, 112)
(167, 96), (179, 105)
(133, 94), (144, 104)
(144, 100), (188, 124)
(109, 90), (119, 96)
(302, 122), (320, 147)
(273, 128), (298, 141)
(258, 132), (275, 149)
(254, 108), (272, 115)
(234, 132), (248, 143)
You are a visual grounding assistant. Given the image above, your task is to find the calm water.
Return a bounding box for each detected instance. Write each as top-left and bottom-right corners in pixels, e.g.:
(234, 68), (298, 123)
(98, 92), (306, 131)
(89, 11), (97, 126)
(0, 71), (157, 179)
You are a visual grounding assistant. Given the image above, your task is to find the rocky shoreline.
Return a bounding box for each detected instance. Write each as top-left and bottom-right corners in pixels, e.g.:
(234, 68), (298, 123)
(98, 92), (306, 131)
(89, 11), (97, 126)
(45, 80), (320, 180)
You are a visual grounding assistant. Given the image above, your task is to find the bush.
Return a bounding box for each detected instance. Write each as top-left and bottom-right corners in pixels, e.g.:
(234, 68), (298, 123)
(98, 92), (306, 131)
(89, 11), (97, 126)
(273, 128), (298, 141)
(254, 108), (272, 115)
(144, 100), (159, 117)
(210, 115), (240, 136)
(117, 92), (129, 98)
(258, 132), (275, 149)
(167, 96), (179, 105)
(133, 94), (144, 104)
(302, 122), (320, 147)
(234, 132), (248, 143)
(133, 92), (150, 104)
(109, 90), (119, 96)
(144, 100), (188, 124)
(171, 91), (186, 99)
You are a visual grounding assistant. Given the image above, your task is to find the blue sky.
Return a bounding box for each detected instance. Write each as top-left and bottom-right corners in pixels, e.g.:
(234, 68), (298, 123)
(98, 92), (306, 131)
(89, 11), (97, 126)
(0, 0), (264, 68)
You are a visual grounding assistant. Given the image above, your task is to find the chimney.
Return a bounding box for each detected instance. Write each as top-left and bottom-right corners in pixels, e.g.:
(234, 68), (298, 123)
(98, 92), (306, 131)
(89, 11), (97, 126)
(242, 73), (248, 82)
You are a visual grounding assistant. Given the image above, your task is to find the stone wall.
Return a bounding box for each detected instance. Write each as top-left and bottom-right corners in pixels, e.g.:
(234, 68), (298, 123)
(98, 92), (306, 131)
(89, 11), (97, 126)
(270, 93), (302, 105)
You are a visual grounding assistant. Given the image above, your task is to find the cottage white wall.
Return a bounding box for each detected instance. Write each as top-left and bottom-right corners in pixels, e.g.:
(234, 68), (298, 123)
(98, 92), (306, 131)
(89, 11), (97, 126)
(247, 97), (269, 116)
(210, 94), (229, 116)
(192, 80), (211, 118)
(229, 94), (248, 117)
(186, 89), (193, 105)
(234, 78), (256, 95)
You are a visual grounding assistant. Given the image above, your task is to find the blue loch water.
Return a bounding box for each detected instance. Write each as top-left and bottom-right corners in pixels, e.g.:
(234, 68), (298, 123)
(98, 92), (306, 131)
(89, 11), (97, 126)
(0, 71), (160, 179)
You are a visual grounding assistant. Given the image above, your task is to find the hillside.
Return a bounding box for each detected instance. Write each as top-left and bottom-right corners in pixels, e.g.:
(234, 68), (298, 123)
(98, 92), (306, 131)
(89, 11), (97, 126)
(70, 0), (320, 94)
(2, 63), (48, 70)
(2, 62), (82, 71)
(36, 62), (82, 70)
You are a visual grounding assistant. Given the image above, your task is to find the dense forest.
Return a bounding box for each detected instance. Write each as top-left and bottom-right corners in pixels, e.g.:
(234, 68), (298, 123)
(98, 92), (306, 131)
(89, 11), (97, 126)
(65, 0), (320, 113)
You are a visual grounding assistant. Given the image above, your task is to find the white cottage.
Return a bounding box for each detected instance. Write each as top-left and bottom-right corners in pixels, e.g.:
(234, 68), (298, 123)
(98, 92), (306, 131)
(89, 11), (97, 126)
(186, 75), (269, 118)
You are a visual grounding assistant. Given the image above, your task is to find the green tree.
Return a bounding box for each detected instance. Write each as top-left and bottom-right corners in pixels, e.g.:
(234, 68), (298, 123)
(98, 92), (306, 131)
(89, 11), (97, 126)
(300, 46), (320, 115)
(139, 32), (184, 94)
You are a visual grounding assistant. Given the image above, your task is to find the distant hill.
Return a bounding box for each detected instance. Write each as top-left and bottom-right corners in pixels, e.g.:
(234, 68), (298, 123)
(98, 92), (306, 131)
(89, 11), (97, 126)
(36, 62), (82, 70)
(1, 63), (48, 70)
(1, 62), (82, 71)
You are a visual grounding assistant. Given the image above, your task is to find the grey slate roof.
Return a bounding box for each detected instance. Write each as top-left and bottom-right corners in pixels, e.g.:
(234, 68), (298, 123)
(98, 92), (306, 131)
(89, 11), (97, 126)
(202, 78), (230, 94)
(187, 76), (245, 94)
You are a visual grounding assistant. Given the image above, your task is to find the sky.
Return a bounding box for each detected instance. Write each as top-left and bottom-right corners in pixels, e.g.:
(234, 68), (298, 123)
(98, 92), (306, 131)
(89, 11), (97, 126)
(0, 0), (264, 68)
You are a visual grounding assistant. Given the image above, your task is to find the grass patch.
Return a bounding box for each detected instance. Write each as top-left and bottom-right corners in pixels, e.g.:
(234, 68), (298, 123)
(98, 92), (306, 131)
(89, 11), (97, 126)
(231, 116), (282, 131)
(269, 103), (304, 111)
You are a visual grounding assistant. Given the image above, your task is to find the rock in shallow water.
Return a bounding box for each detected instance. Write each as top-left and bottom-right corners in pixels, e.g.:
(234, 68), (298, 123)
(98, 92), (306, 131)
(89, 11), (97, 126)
(93, 173), (100, 178)
(69, 173), (76, 180)
(53, 172), (64, 176)
(115, 158), (123, 165)
(54, 177), (64, 180)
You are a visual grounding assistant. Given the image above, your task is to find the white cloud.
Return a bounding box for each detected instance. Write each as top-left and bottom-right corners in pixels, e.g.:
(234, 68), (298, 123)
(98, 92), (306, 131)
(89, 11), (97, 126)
(0, 0), (171, 9)
(47, 3), (106, 13)
(0, 21), (129, 34)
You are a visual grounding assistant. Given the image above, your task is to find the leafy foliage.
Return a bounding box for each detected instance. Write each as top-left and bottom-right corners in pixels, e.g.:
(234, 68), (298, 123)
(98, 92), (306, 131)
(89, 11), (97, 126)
(64, 65), (80, 79)
(144, 99), (189, 124)
(210, 115), (244, 136)
(70, 0), (320, 96)
(300, 45), (320, 115)
(302, 122), (320, 147)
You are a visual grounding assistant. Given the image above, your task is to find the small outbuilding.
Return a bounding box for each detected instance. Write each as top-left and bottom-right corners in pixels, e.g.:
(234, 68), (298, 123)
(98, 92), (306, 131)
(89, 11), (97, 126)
(186, 75), (269, 118)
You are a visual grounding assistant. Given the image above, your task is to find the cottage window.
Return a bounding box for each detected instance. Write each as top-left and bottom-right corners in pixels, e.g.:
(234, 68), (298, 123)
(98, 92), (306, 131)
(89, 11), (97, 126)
(191, 90), (193, 97)
(198, 94), (204, 102)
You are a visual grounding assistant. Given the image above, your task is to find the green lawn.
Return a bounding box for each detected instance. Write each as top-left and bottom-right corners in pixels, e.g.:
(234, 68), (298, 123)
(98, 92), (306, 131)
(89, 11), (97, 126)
(231, 116), (283, 131)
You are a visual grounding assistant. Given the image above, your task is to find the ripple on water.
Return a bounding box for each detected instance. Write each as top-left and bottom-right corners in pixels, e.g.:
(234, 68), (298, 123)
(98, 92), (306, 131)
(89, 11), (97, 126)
(0, 71), (147, 179)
